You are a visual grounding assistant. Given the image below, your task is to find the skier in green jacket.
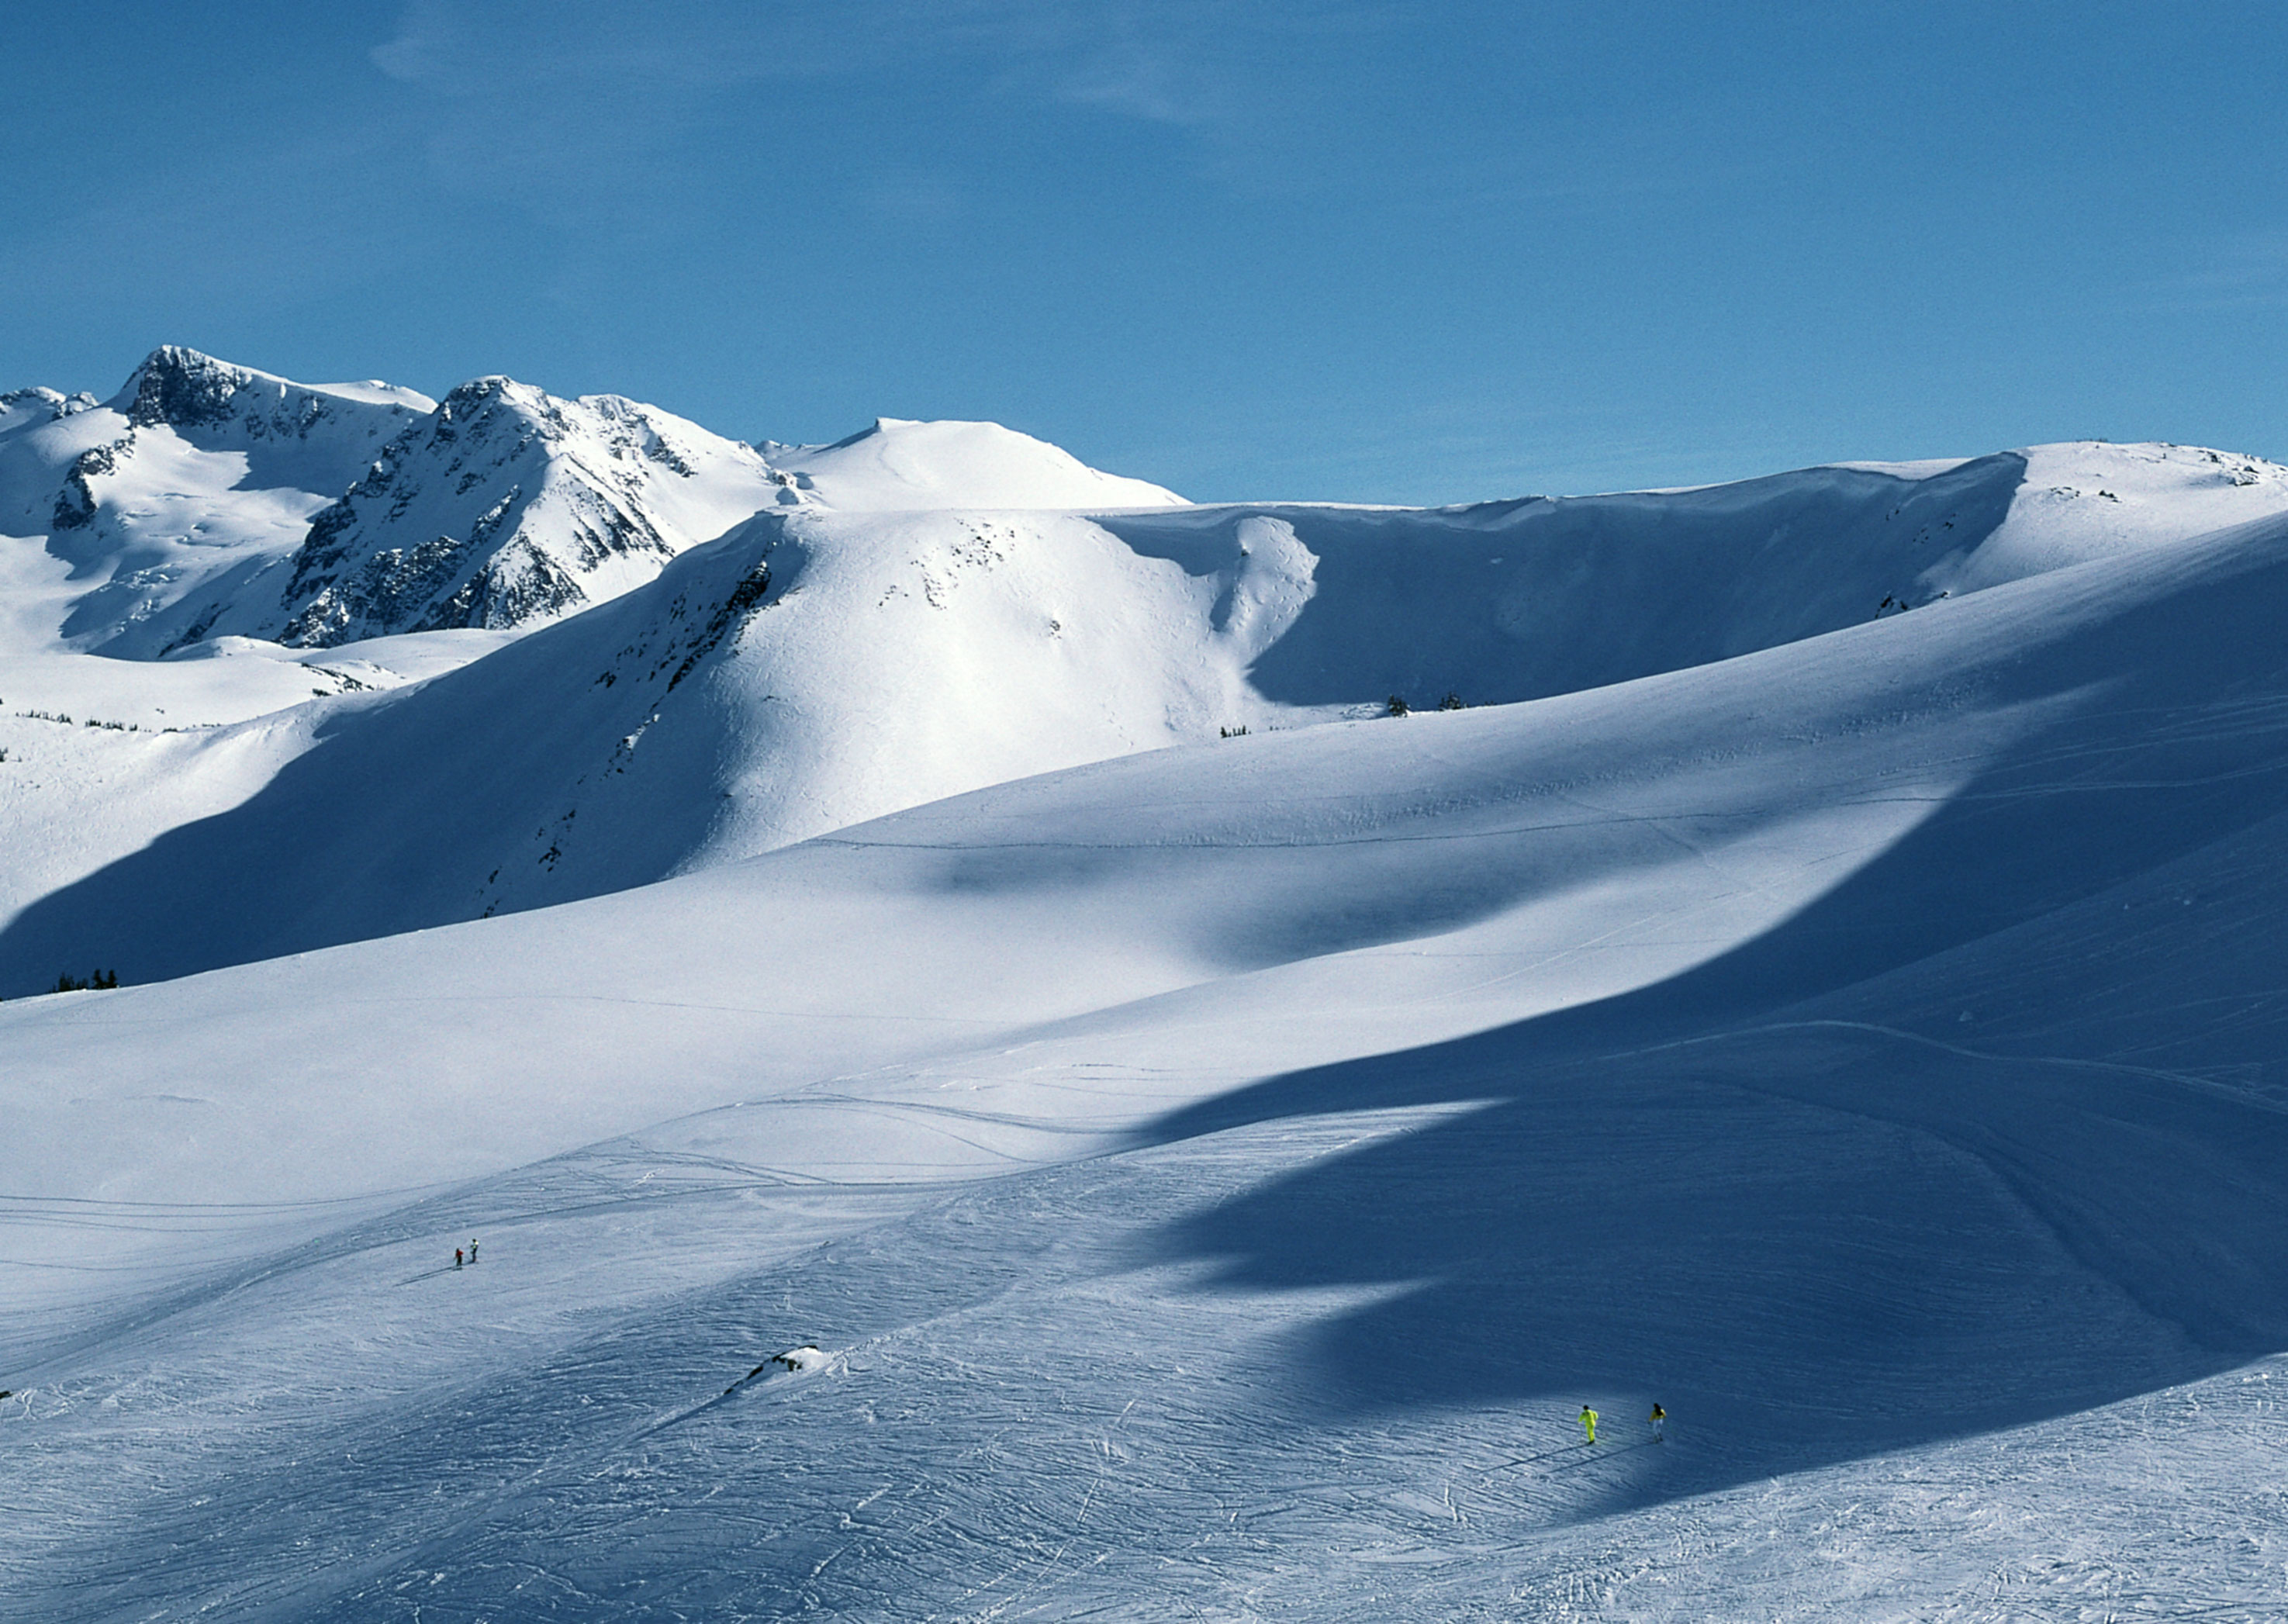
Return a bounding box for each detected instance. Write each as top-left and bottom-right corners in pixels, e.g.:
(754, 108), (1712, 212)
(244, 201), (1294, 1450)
(1580, 1405), (1598, 1443)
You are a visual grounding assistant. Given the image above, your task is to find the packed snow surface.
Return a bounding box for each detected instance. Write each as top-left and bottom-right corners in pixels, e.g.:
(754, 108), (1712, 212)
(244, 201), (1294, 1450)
(4, 359), (2288, 1619)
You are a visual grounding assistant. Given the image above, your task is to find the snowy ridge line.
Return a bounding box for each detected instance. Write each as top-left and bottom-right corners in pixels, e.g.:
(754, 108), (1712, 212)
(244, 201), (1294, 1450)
(1602, 1018), (2288, 1114)
(9, 435), (2286, 996)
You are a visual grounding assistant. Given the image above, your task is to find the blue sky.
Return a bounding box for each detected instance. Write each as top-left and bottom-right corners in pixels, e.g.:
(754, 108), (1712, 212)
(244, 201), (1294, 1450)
(3, 1), (2283, 503)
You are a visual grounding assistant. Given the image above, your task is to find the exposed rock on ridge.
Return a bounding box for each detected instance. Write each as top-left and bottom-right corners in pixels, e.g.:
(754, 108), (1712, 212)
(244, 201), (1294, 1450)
(261, 378), (783, 646)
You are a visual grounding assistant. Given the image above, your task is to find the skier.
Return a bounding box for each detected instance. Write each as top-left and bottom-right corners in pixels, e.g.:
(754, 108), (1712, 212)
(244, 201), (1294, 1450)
(454, 1247), (464, 1270)
(1580, 1404), (1598, 1444)
(468, 1238), (479, 1264)
(1650, 1402), (1665, 1442)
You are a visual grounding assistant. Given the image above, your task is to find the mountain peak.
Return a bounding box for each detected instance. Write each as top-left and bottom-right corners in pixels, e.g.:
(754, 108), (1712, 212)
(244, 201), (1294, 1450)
(766, 416), (1187, 511)
(121, 345), (257, 429)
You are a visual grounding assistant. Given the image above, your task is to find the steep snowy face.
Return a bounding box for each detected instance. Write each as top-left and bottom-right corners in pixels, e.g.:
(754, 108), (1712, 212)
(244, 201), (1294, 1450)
(0, 351), (795, 657)
(763, 416), (1187, 510)
(205, 378), (786, 648)
(0, 348), (434, 655)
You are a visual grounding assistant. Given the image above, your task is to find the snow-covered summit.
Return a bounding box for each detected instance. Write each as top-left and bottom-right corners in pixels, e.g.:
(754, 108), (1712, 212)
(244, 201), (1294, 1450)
(762, 416), (1187, 511)
(0, 354), (1191, 660)
(237, 375), (785, 647)
(113, 344), (437, 434)
(0, 347), (435, 655)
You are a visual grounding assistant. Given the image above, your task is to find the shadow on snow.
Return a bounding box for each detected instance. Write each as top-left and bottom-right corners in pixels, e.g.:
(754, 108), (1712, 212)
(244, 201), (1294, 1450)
(1131, 523), (2288, 1510)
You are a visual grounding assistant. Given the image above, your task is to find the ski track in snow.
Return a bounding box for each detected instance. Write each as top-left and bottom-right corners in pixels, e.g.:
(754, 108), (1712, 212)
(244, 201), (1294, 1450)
(5, 1113), (2284, 1621)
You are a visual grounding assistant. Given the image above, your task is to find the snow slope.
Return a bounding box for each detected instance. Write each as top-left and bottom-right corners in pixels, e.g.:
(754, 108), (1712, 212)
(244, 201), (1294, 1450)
(8, 438), (2287, 995)
(8, 490), (2288, 1616)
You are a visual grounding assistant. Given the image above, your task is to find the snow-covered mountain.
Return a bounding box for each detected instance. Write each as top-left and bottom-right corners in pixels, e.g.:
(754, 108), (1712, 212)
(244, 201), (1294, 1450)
(227, 377), (790, 648)
(5, 434), (2286, 993)
(0, 350), (1186, 661)
(12, 351), (2288, 1616)
(9, 460), (2288, 1616)
(0, 348), (432, 655)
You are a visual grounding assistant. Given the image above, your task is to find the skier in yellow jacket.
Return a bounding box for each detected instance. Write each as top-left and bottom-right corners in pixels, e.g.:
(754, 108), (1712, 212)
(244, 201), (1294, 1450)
(1579, 1404), (1598, 1443)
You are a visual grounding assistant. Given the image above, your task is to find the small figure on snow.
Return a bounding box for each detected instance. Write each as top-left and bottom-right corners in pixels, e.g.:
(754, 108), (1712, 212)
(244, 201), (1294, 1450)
(468, 1238), (479, 1264)
(1580, 1404), (1598, 1444)
(454, 1247), (464, 1270)
(1650, 1402), (1665, 1442)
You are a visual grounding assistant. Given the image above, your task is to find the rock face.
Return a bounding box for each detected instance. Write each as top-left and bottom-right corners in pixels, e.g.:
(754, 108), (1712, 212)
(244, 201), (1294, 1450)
(256, 378), (783, 647)
(123, 345), (258, 430)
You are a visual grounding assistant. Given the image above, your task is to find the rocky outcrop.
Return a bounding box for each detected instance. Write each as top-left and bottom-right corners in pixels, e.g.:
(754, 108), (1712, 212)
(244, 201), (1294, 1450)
(123, 346), (252, 430)
(261, 377), (783, 646)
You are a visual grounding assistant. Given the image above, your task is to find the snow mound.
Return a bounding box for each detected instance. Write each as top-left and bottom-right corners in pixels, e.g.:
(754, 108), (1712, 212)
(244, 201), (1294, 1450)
(765, 416), (1186, 511)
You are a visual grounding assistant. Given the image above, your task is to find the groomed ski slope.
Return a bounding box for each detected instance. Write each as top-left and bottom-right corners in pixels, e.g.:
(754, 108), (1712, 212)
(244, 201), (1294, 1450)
(8, 500), (2288, 1617)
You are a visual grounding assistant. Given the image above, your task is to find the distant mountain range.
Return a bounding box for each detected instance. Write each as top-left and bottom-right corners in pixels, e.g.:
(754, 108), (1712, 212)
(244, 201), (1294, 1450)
(0, 347), (1184, 658)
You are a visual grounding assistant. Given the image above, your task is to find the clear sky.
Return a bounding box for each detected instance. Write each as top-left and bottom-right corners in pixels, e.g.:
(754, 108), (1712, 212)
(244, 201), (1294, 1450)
(4, 2), (2283, 504)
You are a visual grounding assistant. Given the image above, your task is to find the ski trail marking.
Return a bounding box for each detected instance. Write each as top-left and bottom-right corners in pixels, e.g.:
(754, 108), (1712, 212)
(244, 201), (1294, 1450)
(1485, 1440), (1592, 1474)
(971, 1393), (1142, 1619)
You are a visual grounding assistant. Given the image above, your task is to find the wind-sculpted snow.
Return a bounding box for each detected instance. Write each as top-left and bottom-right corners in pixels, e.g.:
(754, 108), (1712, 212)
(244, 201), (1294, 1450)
(1107, 441), (2288, 708)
